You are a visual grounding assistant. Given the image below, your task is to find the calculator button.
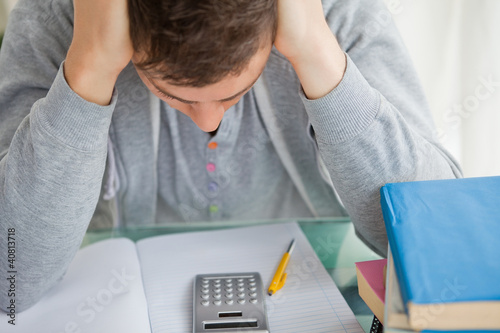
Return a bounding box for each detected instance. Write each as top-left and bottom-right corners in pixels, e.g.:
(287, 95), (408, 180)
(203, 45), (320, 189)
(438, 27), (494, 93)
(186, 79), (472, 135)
(225, 282), (233, 287)
(249, 292), (257, 297)
(225, 287), (233, 292)
(226, 300), (234, 305)
(214, 279), (221, 283)
(238, 299), (246, 304)
(225, 279), (233, 282)
(237, 282), (244, 287)
(250, 298), (257, 304)
(237, 292), (245, 298)
(237, 278), (244, 282)
(248, 287), (257, 291)
(201, 294), (209, 300)
(214, 294), (221, 299)
(214, 283), (221, 288)
(248, 278), (255, 282)
(214, 288), (221, 293)
(237, 287), (244, 292)
(201, 300), (209, 306)
(202, 288), (209, 294)
(249, 282), (256, 286)
(226, 293), (233, 298)
(214, 300), (222, 306)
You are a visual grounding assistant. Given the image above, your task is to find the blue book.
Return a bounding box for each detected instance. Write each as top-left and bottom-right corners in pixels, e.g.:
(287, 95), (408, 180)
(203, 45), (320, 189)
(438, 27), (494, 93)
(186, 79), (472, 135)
(380, 176), (500, 331)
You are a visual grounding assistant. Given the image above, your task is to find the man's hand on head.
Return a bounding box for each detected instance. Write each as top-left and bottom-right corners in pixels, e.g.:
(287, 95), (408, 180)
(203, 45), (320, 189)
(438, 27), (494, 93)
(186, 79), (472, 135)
(62, 0), (346, 105)
(65, 0), (134, 106)
(274, 0), (347, 100)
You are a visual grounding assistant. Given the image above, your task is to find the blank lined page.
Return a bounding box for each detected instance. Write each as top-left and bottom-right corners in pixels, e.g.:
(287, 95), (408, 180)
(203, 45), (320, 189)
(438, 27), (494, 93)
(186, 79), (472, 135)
(0, 238), (150, 332)
(136, 222), (364, 333)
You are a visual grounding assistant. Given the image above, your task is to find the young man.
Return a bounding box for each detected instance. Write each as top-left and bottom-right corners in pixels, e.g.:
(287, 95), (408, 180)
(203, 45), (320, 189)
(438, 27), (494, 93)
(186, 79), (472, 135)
(0, 0), (461, 312)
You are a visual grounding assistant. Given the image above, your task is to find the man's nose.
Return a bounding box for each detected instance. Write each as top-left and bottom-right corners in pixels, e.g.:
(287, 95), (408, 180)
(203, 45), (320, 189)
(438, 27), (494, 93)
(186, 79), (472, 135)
(189, 102), (225, 132)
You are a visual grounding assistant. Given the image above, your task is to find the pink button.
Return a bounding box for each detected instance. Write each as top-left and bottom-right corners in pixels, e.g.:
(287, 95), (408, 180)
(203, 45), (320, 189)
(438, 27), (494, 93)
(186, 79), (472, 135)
(206, 163), (216, 172)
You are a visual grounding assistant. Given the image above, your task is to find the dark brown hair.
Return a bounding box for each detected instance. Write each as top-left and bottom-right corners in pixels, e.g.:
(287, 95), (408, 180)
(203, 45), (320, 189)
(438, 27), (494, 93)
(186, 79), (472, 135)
(128, 0), (278, 87)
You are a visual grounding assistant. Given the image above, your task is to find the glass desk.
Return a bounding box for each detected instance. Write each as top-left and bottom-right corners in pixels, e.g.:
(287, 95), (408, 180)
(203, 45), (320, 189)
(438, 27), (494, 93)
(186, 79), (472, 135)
(82, 218), (382, 332)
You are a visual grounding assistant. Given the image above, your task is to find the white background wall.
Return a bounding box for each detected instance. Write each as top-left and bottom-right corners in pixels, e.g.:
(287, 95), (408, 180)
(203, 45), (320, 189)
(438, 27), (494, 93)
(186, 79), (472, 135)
(0, 0), (15, 33)
(1, 0), (499, 177)
(386, 0), (500, 177)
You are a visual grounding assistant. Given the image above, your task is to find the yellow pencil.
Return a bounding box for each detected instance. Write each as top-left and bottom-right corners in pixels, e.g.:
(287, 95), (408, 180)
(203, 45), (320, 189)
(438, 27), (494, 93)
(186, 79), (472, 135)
(268, 239), (296, 296)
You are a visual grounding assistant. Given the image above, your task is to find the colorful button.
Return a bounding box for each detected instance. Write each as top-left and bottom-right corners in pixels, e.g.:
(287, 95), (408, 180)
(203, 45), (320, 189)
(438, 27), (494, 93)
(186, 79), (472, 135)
(209, 205), (219, 213)
(208, 182), (218, 192)
(206, 163), (216, 172)
(208, 142), (218, 149)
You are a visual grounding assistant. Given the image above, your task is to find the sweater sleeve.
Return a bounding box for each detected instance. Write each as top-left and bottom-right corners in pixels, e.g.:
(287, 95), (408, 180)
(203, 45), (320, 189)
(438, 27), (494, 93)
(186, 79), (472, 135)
(301, 0), (462, 256)
(0, 0), (116, 312)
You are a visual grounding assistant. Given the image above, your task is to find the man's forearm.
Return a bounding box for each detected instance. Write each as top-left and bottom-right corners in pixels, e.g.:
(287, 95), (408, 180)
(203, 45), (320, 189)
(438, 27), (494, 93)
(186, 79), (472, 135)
(0, 66), (116, 312)
(64, 49), (118, 106)
(64, 0), (134, 106)
(274, 0), (346, 100)
(0, 0), (122, 313)
(288, 29), (347, 100)
(302, 55), (461, 255)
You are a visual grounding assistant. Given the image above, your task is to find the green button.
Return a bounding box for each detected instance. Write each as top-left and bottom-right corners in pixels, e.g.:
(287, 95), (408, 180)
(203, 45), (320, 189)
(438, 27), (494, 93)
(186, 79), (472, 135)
(209, 205), (219, 213)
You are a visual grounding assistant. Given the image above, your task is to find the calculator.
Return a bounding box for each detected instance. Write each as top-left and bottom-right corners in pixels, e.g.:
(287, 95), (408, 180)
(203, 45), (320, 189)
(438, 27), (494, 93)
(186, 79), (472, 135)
(193, 272), (270, 333)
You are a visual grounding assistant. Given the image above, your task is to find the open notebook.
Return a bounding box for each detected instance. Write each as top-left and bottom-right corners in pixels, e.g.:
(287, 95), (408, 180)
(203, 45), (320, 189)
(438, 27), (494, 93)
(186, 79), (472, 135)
(3, 222), (364, 332)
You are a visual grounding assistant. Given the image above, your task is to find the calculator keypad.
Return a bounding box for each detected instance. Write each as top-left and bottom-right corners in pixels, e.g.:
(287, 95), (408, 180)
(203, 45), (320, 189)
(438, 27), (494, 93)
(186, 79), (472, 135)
(199, 275), (261, 306)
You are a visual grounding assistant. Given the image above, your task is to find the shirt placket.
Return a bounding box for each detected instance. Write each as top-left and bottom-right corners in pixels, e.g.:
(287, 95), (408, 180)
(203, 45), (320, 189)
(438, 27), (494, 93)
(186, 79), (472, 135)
(206, 138), (221, 219)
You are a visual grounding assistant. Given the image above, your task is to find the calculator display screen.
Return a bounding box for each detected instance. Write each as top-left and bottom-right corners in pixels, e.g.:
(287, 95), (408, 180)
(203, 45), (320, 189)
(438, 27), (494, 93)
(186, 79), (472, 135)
(204, 320), (258, 329)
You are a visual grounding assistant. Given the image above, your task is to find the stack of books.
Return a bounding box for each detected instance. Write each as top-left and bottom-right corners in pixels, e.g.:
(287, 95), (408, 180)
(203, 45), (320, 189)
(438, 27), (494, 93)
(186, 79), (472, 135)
(380, 176), (500, 332)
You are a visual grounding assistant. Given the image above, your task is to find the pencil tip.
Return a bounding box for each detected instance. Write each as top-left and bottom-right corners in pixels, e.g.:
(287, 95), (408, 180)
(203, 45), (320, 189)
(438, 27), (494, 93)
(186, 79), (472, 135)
(268, 291), (273, 296)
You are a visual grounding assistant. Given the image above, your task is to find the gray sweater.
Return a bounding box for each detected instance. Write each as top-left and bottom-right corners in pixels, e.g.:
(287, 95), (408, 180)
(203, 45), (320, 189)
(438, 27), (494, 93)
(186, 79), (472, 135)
(0, 0), (461, 312)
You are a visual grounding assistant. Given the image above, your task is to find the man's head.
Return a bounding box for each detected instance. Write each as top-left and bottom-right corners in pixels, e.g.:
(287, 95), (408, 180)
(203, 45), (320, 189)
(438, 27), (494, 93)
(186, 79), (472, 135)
(128, 0), (278, 131)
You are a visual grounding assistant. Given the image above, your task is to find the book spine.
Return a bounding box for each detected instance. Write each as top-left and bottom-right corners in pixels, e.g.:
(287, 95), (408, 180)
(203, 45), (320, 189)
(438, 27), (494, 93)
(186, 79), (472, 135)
(380, 185), (411, 314)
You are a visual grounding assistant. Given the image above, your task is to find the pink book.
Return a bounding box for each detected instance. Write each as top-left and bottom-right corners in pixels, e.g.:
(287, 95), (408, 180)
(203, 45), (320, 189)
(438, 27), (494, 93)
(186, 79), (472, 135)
(355, 258), (387, 323)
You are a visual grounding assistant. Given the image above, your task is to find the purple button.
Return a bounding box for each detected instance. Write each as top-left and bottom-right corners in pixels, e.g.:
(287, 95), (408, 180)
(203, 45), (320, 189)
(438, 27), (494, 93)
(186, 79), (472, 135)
(208, 181), (218, 192)
(206, 163), (216, 172)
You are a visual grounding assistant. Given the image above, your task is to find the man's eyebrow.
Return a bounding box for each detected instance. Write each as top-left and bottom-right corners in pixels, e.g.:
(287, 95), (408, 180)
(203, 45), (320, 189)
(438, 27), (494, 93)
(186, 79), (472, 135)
(144, 72), (261, 104)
